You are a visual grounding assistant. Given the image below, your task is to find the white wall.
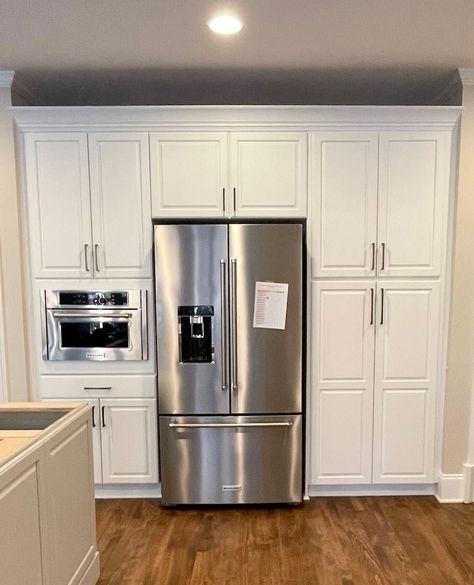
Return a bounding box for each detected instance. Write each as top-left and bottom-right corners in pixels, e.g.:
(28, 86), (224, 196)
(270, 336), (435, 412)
(0, 73), (29, 401)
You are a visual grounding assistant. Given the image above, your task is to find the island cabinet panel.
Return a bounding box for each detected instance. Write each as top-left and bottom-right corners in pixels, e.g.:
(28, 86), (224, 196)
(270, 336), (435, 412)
(0, 456), (45, 585)
(24, 132), (92, 279)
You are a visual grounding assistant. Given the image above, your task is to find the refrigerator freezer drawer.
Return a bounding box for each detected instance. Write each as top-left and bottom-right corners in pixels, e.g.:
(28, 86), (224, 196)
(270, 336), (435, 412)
(159, 415), (302, 505)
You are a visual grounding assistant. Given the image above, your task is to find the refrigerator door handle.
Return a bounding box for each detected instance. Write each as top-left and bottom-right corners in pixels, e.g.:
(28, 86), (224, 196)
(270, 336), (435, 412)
(169, 421), (293, 428)
(220, 259), (228, 390)
(230, 258), (238, 391)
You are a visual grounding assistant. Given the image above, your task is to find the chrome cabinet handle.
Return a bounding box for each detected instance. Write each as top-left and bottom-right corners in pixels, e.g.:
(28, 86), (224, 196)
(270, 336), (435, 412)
(371, 242), (376, 271)
(94, 244), (100, 272)
(169, 421), (293, 429)
(380, 243), (386, 271)
(220, 259), (228, 391)
(101, 406), (106, 427)
(84, 386), (112, 391)
(370, 288), (374, 325)
(230, 258), (238, 391)
(91, 406), (96, 428)
(84, 244), (90, 272)
(380, 288), (384, 325)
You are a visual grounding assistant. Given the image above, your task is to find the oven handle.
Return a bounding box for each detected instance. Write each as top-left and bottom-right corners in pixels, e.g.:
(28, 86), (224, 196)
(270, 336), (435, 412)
(50, 312), (133, 319)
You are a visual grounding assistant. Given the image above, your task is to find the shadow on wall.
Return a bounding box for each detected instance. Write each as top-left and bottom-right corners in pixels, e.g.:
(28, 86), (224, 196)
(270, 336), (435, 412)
(12, 66), (462, 107)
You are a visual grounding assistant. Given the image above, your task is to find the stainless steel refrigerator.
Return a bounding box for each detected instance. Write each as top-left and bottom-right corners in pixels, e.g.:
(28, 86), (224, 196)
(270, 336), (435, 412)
(154, 223), (303, 505)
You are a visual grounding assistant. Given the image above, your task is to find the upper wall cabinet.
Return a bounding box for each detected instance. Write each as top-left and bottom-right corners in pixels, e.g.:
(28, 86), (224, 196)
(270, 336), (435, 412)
(24, 132), (152, 279)
(150, 132), (227, 217)
(312, 130), (451, 278)
(24, 132), (92, 279)
(88, 133), (152, 278)
(150, 131), (308, 218)
(230, 132), (307, 217)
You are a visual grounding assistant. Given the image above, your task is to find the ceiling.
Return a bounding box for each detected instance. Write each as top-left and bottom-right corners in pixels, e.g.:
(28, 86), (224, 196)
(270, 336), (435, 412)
(1, 0), (472, 106)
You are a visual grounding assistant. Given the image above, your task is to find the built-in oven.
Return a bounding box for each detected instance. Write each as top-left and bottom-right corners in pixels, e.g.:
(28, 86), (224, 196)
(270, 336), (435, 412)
(43, 290), (147, 361)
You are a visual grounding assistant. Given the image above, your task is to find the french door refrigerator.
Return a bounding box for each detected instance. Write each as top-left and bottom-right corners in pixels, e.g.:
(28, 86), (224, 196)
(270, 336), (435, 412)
(155, 223), (303, 505)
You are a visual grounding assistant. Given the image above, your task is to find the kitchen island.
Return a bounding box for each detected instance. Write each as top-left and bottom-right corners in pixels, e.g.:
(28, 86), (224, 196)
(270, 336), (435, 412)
(0, 402), (99, 585)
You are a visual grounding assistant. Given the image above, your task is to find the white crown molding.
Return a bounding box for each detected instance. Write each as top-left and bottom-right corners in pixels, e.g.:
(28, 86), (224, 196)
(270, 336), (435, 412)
(10, 105), (462, 132)
(459, 68), (474, 86)
(0, 70), (15, 88)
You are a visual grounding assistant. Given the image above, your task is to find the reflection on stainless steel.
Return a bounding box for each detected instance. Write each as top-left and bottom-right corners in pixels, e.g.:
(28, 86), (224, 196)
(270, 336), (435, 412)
(43, 289), (147, 361)
(160, 415), (302, 505)
(154, 223), (304, 505)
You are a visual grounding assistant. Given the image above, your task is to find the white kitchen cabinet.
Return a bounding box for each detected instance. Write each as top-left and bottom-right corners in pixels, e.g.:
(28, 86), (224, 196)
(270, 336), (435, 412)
(312, 132), (379, 277)
(312, 130), (450, 278)
(88, 133), (152, 278)
(372, 281), (440, 483)
(24, 132), (92, 279)
(230, 132), (307, 217)
(100, 398), (158, 484)
(377, 132), (450, 277)
(311, 281), (375, 484)
(150, 131), (227, 217)
(24, 132), (152, 279)
(150, 131), (307, 218)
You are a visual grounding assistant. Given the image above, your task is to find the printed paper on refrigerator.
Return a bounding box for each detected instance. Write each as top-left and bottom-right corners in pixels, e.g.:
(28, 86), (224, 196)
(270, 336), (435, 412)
(253, 282), (289, 330)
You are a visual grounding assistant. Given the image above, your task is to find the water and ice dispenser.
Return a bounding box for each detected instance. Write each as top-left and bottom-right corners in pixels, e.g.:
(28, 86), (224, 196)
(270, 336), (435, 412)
(178, 306), (214, 363)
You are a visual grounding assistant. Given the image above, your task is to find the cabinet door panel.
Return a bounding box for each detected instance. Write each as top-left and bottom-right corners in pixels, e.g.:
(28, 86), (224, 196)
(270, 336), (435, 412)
(101, 399), (158, 484)
(24, 133), (92, 278)
(230, 132), (307, 217)
(373, 281), (440, 483)
(0, 460), (45, 585)
(311, 282), (375, 484)
(89, 133), (152, 278)
(377, 132), (450, 277)
(312, 132), (378, 277)
(150, 132), (227, 217)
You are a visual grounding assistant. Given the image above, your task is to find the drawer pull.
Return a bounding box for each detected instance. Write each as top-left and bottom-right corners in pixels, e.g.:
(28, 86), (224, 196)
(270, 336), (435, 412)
(84, 386), (112, 391)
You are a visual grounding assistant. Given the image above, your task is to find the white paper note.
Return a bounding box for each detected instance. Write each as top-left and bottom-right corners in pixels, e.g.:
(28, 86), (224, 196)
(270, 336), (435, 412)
(253, 282), (289, 330)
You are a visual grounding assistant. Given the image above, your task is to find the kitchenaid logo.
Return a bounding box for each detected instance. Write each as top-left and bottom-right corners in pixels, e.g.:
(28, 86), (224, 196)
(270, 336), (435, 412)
(86, 352), (106, 360)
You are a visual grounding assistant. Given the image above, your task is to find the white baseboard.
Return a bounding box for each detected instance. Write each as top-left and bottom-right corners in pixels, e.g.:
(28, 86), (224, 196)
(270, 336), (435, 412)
(95, 483), (161, 499)
(435, 473), (464, 502)
(308, 484), (436, 497)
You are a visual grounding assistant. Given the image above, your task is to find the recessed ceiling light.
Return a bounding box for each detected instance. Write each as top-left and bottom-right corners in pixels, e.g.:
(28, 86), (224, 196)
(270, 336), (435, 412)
(208, 15), (243, 35)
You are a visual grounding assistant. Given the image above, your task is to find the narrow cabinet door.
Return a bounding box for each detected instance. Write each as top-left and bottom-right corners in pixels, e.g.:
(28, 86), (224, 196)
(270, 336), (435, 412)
(312, 132), (378, 277)
(24, 132), (92, 278)
(311, 281), (376, 484)
(230, 132), (307, 217)
(373, 281), (440, 483)
(150, 132), (228, 217)
(377, 132), (450, 277)
(88, 133), (152, 278)
(100, 399), (158, 484)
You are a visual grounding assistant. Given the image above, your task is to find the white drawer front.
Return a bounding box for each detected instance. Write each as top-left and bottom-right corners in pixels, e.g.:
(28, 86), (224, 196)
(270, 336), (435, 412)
(39, 375), (156, 399)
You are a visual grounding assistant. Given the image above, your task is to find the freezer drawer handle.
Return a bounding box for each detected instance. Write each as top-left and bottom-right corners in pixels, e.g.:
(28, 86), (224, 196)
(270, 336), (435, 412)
(168, 421), (293, 429)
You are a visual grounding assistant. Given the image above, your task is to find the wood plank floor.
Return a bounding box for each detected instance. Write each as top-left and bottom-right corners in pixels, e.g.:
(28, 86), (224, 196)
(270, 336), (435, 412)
(96, 497), (474, 585)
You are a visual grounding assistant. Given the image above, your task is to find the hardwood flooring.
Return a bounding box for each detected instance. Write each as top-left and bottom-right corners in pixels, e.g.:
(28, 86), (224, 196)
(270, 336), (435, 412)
(96, 497), (474, 585)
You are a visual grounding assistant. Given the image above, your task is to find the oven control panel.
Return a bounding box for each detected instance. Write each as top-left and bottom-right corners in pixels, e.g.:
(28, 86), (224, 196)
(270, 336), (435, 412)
(58, 291), (129, 306)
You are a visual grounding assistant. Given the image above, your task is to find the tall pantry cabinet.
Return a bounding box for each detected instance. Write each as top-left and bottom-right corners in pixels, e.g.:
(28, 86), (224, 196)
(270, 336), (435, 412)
(310, 129), (452, 486)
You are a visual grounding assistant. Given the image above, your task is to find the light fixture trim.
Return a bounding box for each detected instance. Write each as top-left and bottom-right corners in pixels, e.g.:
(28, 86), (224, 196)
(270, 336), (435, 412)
(208, 14), (243, 35)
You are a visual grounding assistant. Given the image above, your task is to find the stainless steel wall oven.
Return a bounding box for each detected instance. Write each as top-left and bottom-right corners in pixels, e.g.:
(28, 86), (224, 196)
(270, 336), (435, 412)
(42, 290), (147, 361)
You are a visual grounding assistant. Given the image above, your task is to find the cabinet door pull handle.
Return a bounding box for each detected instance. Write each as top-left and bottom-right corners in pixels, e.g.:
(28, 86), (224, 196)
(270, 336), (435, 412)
(101, 405), (106, 427)
(380, 288), (384, 325)
(222, 187), (226, 213)
(371, 242), (376, 271)
(233, 187), (236, 213)
(84, 244), (90, 272)
(381, 243), (386, 271)
(94, 244), (100, 272)
(91, 405), (96, 428)
(84, 386), (112, 391)
(370, 288), (374, 325)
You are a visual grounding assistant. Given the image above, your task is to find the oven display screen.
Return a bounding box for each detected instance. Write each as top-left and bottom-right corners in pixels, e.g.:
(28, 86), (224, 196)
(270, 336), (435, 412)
(60, 322), (129, 348)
